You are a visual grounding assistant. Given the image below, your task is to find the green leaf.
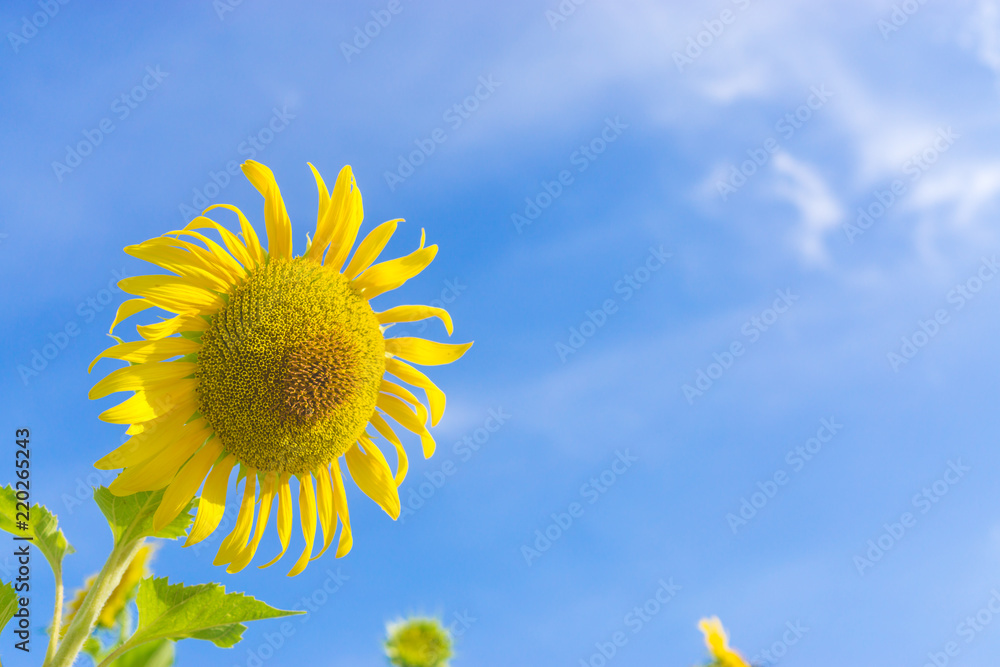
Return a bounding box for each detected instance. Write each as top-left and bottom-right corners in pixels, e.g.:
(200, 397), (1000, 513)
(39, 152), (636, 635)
(116, 577), (300, 654)
(108, 639), (175, 667)
(93, 488), (193, 545)
(0, 485), (74, 571)
(0, 580), (17, 634)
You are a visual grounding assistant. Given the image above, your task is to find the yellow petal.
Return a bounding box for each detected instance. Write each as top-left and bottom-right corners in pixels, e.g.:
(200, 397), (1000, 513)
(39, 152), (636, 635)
(369, 412), (407, 485)
(184, 216), (257, 272)
(203, 203), (265, 266)
(124, 243), (233, 292)
(307, 162), (331, 236)
(377, 304), (453, 335)
(309, 166), (363, 268)
(313, 465), (336, 559)
(118, 275), (223, 313)
(384, 357), (447, 426)
(385, 337), (473, 366)
(96, 398), (198, 470)
(214, 470), (257, 566)
(345, 438), (400, 519)
(330, 460), (353, 557)
(109, 420), (212, 494)
(167, 229), (248, 281)
(98, 380), (198, 424)
(137, 313), (207, 341)
(89, 362), (197, 399)
(89, 337), (200, 373)
(377, 394), (436, 458)
(185, 454), (237, 547)
(140, 236), (241, 283)
(352, 245), (437, 300)
(261, 475), (293, 568)
(242, 160), (292, 260)
(343, 219), (400, 280)
(109, 299), (153, 335)
(153, 438), (223, 531)
(228, 472), (277, 573)
(287, 474), (317, 577)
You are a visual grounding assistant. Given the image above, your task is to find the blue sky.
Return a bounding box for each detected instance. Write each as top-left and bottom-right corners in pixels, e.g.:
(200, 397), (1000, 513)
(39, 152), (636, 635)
(3, 1), (1000, 665)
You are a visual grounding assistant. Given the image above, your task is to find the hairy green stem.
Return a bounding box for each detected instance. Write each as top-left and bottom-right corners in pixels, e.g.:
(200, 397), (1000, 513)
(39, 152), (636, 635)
(48, 538), (144, 667)
(41, 564), (64, 667)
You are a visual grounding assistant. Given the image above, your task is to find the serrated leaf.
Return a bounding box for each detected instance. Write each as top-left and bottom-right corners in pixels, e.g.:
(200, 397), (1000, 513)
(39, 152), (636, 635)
(0, 580), (17, 634)
(93, 488), (193, 545)
(115, 577), (300, 654)
(0, 486), (74, 570)
(109, 638), (175, 667)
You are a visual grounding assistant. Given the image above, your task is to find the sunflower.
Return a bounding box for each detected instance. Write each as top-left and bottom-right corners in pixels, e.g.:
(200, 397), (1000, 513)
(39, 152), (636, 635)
(384, 617), (453, 667)
(698, 617), (750, 667)
(89, 161), (471, 576)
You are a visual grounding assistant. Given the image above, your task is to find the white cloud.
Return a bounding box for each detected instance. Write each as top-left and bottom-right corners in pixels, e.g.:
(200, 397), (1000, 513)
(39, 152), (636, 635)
(771, 152), (843, 265)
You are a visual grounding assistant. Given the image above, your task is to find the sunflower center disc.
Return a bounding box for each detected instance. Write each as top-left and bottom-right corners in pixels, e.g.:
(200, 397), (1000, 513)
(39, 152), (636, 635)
(196, 257), (385, 474)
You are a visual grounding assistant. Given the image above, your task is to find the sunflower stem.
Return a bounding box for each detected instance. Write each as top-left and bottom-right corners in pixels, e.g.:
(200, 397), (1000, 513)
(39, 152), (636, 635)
(48, 538), (145, 667)
(41, 563), (63, 667)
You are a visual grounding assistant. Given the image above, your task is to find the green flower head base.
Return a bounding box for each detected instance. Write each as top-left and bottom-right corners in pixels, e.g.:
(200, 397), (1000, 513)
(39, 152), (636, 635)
(384, 617), (453, 667)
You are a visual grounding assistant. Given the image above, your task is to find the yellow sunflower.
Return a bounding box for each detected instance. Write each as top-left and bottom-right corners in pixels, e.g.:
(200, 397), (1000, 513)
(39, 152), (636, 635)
(88, 160), (471, 576)
(698, 616), (750, 667)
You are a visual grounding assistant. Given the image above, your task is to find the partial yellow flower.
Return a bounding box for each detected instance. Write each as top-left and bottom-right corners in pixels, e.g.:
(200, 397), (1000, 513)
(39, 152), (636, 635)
(384, 617), (453, 667)
(698, 616), (750, 667)
(89, 161), (471, 576)
(64, 546), (153, 631)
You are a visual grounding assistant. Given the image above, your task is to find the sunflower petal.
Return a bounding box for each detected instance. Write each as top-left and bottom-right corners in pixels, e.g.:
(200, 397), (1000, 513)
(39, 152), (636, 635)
(89, 362), (197, 399)
(369, 412), (407, 485)
(352, 245), (437, 299)
(118, 275), (223, 313)
(384, 357), (447, 426)
(242, 160), (292, 260)
(185, 454), (237, 547)
(261, 475), (293, 568)
(98, 380), (198, 424)
(166, 230), (247, 281)
(214, 470), (258, 566)
(345, 438), (400, 519)
(313, 465), (336, 559)
(88, 337), (200, 373)
(124, 243), (233, 292)
(330, 460), (353, 557)
(377, 304), (453, 335)
(203, 203), (266, 265)
(96, 398), (198, 470)
(109, 299), (154, 335)
(343, 219), (400, 280)
(109, 420), (212, 495)
(228, 472), (277, 573)
(310, 166), (363, 268)
(287, 474), (317, 576)
(307, 162), (331, 234)
(377, 394), (436, 458)
(385, 337), (473, 366)
(153, 438), (223, 531)
(185, 216), (257, 272)
(137, 313), (208, 341)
